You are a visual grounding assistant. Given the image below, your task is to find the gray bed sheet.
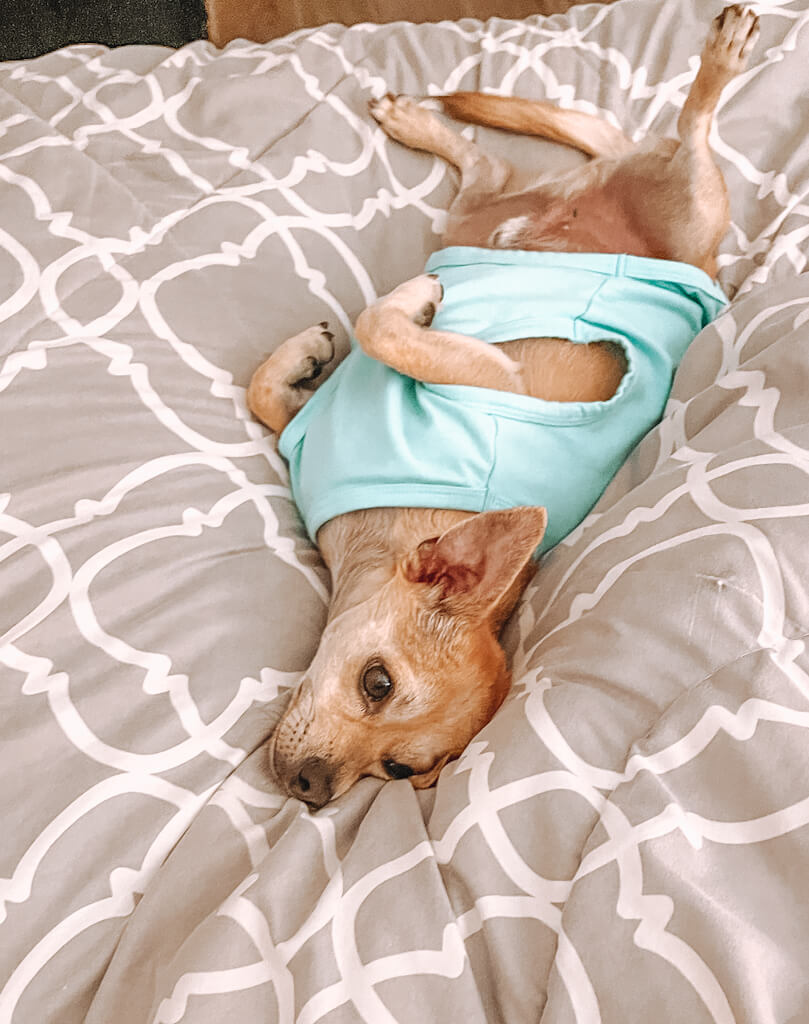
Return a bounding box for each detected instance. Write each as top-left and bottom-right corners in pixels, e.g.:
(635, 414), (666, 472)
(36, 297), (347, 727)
(2, 0), (809, 1021)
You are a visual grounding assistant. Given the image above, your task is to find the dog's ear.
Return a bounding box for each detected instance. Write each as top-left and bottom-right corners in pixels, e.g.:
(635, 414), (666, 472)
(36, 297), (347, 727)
(401, 507), (547, 619)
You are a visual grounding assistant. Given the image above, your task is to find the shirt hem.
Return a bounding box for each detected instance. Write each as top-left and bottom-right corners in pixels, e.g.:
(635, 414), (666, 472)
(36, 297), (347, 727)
(302, 484), (492, 541)
(425, 246), (728, 303)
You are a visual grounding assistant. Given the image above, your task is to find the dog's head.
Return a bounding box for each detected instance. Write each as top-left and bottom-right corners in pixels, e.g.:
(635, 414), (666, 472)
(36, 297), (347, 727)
(266, 506), (546, 808)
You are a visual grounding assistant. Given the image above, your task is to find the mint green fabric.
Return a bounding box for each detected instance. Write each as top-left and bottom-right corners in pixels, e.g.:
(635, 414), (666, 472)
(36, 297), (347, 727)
(279, 248), (727, 553)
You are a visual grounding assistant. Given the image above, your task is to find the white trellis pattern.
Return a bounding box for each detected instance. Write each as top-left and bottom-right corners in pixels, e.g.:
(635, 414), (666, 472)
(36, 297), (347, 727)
(2, 1), (809, 1021)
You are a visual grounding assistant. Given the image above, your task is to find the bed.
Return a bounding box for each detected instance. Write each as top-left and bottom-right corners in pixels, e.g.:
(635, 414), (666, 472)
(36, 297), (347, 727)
(2, 0), (809, 1020)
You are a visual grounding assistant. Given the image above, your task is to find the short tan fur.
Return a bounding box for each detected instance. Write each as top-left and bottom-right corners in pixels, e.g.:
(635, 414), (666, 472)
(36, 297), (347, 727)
(247, 7), (759, 808)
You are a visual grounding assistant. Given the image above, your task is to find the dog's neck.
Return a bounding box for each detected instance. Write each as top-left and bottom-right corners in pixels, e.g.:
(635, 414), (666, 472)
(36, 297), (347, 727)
(317, 506), (474, 620)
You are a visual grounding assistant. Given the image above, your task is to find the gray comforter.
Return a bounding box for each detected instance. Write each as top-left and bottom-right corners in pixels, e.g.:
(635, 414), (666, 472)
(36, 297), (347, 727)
(2, 0), (809, 1020)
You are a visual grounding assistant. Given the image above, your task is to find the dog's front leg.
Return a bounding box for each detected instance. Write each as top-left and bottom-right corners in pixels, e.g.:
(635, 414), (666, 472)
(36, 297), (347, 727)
(247, 322), (337, 433)
(355, 274), (525, 393)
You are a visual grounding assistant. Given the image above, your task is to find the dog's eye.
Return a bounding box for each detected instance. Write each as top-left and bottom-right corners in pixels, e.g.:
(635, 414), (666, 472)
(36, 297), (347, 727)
(362, 663), (392, 702)
(383, 759), (414, 779)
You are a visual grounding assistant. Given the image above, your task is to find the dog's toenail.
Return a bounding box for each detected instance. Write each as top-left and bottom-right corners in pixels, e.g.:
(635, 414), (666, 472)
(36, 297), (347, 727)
(320, 320), (329, 328)
(426, 273), (444, 300)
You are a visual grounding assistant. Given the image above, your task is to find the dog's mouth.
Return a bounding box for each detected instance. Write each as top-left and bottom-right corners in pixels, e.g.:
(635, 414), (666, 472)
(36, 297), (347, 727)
(265, 719), (309, 801)
(264, 724), (282, 785)
(264, 683), (307, 785)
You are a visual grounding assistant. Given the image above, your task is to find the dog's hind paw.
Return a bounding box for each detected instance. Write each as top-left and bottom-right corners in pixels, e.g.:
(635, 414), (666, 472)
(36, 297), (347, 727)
(706, 4), (760, 73)
(369, 93), (442, 149)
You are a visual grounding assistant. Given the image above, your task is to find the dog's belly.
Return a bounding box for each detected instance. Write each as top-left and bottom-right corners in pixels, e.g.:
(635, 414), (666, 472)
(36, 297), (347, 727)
(450, 186), (658, 258)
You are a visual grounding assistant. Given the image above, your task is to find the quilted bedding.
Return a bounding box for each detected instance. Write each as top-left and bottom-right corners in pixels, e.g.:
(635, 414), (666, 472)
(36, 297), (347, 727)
(2, 1), (809, 1021)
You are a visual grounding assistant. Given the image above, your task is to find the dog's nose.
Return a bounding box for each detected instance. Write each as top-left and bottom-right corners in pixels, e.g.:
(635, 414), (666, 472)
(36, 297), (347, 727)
(287, 756), (334, 809)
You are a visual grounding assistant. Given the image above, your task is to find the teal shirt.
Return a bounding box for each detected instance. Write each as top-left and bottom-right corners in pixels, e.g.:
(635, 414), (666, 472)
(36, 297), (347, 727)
(279, 248), (727, 554)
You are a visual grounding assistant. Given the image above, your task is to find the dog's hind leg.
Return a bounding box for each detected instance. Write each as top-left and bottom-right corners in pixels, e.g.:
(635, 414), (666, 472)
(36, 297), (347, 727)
(670, 4), (759, 270)
(370, 93), (515, 230)
(609, 4), (759, 276)
(678, 5), (759, 153)
(247, 322), (337, 433)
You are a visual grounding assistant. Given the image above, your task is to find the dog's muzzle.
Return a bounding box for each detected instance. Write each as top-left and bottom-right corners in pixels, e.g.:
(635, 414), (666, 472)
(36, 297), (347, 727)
(282, 754), (335, 809)
(267, 679), (337, 809)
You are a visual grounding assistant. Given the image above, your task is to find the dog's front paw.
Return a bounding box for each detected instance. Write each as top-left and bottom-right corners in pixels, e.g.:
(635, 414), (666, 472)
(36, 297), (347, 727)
(377, 273), (444, 327)
(247, 322), (336, 433)
(283, 322), (335, 389)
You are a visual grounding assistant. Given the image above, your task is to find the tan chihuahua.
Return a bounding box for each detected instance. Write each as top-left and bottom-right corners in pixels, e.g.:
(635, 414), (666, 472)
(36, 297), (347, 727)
(247, 7), (758, 808)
